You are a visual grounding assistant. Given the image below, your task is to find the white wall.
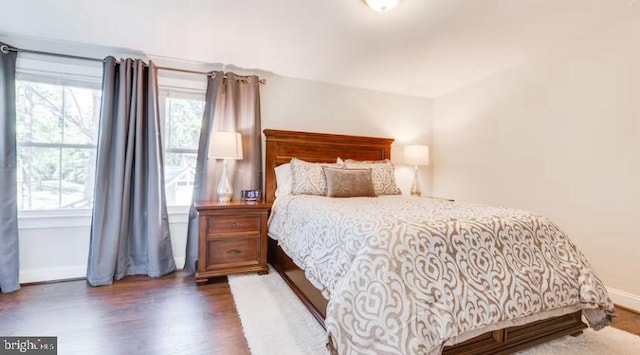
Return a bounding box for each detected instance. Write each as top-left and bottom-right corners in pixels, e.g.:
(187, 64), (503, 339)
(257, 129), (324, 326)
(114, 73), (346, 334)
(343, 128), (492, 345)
(7, 36), (433, 283)
(432, 16), (640, 311)
(19, 217), (91, 283)
(18, 213), (188, 283)
(261, 74), (434, 195)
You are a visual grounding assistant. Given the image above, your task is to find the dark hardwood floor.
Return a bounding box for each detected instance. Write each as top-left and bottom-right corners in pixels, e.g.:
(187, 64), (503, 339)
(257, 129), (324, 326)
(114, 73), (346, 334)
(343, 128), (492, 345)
(1, 272), (639, 354)
(0, 273), (250, 355)
(613, 306), (640, 337)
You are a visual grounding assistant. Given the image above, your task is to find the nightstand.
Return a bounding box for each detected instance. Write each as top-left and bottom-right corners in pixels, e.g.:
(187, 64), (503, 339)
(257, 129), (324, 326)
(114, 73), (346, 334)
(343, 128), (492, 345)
(422, 196), (455, 202)
(194, 200), (271, 284)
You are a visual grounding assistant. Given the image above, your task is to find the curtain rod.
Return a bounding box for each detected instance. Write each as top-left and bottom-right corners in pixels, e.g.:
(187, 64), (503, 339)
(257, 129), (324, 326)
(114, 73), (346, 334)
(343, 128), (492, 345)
(0, 44), (266, 84)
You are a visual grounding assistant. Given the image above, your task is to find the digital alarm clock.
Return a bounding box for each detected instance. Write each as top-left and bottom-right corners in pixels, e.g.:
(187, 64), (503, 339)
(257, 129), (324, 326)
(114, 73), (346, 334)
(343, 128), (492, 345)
(241, 189), (261, 202)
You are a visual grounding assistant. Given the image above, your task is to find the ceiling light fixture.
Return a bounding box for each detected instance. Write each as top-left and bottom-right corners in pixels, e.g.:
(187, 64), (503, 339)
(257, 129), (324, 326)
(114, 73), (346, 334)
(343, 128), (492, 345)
(364, 0), (401, 12)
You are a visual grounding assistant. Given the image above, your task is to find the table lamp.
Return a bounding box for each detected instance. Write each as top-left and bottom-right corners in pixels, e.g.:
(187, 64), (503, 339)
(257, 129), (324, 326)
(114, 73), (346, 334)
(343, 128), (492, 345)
(404, 144), (430, 197)
(209, 131), (243, 203)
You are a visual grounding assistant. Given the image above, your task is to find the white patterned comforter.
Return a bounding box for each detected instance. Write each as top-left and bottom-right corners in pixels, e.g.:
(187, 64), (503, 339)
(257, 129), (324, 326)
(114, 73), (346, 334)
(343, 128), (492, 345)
(267, 195), (614, 355)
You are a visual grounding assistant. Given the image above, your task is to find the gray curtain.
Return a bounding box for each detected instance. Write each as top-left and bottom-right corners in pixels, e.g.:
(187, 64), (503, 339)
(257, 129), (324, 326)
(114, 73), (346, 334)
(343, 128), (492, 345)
(0, 43), (20, 293)
(184, 72), (262, 273)
(87, 57), (176, 286)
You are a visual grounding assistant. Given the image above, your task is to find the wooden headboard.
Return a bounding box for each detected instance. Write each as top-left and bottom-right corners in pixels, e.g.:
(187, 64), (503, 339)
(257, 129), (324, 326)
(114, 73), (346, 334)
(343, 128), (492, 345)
(263, 129), (394, 203)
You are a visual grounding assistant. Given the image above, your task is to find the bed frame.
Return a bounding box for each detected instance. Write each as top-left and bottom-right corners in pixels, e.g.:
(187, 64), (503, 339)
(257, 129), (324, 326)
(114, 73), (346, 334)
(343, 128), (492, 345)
(263, 129), (587, 354)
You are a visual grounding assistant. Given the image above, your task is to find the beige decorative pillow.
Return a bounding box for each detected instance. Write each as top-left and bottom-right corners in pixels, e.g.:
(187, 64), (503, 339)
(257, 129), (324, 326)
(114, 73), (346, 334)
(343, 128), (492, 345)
(323, 167), (377, 198)
(290, 158), (337, 195)
(340, 159), (402, 195)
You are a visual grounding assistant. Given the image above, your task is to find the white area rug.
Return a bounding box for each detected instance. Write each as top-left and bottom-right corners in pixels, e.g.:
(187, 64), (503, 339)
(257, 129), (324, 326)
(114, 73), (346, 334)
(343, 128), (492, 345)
(228, 268), (328, 355)
(229, 269), (640, 355)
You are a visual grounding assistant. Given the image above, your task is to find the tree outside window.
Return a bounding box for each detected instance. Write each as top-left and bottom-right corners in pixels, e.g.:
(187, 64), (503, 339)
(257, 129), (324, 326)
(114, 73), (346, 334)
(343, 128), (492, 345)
(16, 78), (101, 210)
(16, 80), (205, 211)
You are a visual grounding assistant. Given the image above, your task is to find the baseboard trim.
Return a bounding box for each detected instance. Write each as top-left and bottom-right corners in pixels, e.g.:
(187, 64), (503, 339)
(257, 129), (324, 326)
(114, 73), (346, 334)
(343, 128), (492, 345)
(22, 277), (87, 286)
(20, 265), (86, 284)
(20, 257), (186, 284)
(174, 257), (185, 270)
(607, 287), (640, 313)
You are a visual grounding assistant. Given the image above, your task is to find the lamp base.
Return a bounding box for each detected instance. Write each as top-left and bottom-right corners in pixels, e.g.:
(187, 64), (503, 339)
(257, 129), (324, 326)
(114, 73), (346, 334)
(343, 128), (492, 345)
(217, 159), (233, 203)
(410, 165), (421, 197)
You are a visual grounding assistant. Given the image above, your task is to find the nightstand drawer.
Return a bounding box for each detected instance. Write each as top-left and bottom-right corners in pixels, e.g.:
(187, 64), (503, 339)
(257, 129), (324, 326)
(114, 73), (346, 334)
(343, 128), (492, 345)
(208, 215), (260, 235)
(206, 237), (259, 267)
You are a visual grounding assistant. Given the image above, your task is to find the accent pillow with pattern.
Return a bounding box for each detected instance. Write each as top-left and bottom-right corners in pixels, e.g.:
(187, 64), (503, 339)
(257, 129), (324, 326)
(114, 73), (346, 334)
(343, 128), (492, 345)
(339, 159), (402, 195)
(290, 158), (337, 196)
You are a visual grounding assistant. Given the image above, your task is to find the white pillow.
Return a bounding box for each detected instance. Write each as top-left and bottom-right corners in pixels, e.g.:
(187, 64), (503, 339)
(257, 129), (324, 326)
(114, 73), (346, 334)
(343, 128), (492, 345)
(274, 163), (292, 198)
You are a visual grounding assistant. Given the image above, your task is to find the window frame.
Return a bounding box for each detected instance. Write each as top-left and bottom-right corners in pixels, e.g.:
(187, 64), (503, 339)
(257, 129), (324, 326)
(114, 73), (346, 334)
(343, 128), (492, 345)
(158, 88), (206, 209)
(15, 59), (103, 218)
(15, 55), (207, 227)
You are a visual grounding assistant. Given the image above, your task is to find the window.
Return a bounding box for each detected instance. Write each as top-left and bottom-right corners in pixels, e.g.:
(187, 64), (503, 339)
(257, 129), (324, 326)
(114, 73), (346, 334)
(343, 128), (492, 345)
(15, 77), (101, 211)
(161, 91), (205, 206)
(15, 71), (204, 211)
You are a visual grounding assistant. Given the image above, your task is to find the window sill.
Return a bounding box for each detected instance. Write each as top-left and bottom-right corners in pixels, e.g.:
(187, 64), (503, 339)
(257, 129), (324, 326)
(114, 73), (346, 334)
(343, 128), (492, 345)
(167, 205), (190, 224)
(18, 206), (192, 230)
(18, 209), (93, 230)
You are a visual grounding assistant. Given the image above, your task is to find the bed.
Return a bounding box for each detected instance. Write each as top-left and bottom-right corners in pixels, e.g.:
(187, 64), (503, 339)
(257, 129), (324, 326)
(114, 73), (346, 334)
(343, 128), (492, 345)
(263, 129), (614, 354)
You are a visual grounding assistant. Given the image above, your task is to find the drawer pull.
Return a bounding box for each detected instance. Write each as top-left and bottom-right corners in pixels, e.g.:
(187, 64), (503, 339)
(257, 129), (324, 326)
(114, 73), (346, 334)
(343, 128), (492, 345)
(226, 249), (242, 255)
(232, 223), (237, 228)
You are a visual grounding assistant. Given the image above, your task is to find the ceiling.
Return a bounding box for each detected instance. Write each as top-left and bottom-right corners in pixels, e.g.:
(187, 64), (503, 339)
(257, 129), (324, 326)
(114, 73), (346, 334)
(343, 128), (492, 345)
(1, 0), (639, 98)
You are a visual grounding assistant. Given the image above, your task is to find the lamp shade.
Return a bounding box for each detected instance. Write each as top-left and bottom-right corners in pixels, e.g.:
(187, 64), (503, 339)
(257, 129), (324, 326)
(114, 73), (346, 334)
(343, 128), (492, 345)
(365, 0), (400, 12)
(404, 145), (430, 166)
(208, 131), (243, 160)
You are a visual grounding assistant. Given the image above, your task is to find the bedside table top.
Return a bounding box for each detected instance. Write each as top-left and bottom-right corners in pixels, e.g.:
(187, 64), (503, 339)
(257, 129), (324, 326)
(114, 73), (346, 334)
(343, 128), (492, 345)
(194, 200), (272, 211)
(421, 196), (455, 202)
